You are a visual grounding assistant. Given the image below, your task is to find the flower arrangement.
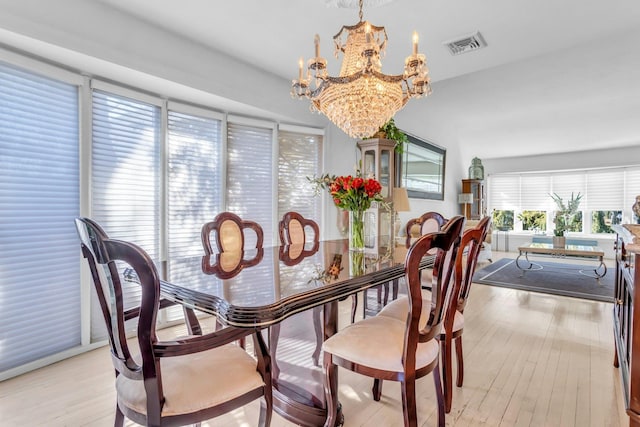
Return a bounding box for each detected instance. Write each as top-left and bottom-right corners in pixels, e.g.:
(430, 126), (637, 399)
(308, 173), (384, 211)
(309, 172), (384, 250)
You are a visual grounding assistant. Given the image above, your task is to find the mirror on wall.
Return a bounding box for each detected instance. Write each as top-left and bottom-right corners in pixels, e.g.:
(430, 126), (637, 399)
(396, 133), (446, 200)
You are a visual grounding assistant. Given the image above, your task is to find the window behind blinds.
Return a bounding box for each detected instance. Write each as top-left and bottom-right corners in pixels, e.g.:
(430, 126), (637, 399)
(0, 62), (80, 372)
(490, 168), (640, 224)
(488, 174), (519, 210)
(520, 174), (550, 210)
(91, 89), (161, 341)
(278, 130), (322, 224)
(626, 168), (640, 215)
(227, 120), (274, 245)
(551, 172), (586, 202)
(166, 107), (223, 322)
(586, 169), (625, 210)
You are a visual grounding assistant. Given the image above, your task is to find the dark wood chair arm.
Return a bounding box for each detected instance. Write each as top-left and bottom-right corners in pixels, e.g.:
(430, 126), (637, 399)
(153, 326), (258, 358)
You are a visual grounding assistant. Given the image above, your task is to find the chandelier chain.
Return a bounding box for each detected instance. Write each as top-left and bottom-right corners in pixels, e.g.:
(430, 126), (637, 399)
(359, 0), (363, 21)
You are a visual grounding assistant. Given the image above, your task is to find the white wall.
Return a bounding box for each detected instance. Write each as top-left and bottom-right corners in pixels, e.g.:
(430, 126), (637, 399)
(482, 145), (640, 175)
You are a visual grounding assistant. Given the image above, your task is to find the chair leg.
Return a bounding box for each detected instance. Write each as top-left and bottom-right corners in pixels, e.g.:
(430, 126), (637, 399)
(182, 306), (202, 335)
(311, 306), (323, 366)
(269, 324), (281, 379)
(400, 377), (418, 427)
(433, 361), (445, 427)
(392, 278), (399, 300)
(258, 395), (273, 427)
(372, 378), (383, 401)
(323, 354), (340, 427)
(351, 293), (358, 323)
(114, 403), (124, 427)
(441, 336), (453, 413)
(455, 336), (464, 387)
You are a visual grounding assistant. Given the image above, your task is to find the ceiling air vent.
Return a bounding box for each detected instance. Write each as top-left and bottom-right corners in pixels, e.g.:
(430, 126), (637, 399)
(443, 31), (486, 56)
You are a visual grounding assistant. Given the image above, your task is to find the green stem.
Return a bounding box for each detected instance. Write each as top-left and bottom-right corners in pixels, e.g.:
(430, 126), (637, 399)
(350, 210), (365, 250)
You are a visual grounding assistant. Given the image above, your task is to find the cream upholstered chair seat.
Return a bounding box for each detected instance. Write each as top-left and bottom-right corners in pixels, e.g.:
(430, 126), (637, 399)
(378, 295), (464, 334)
(116, 344), (264, 417)
(322, 315), (440, 373)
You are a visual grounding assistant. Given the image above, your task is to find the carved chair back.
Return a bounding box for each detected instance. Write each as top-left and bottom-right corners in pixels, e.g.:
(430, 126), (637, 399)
(202, 211), (264, 255)
(405, 215), (464, 347)
(452, 215), (491, 315)
(405, 211), (448, 249)
(75, 217), (162, 402)
(278, 211), (319, 246)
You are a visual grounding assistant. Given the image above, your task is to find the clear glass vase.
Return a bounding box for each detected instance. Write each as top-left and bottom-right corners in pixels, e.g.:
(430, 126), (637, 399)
(349, 210), (365, 252)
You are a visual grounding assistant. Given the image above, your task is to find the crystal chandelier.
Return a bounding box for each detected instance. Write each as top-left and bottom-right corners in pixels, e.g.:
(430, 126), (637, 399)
(291, 0), (431, 139)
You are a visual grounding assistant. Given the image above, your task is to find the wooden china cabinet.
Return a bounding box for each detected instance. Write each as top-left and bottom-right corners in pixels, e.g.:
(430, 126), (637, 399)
(357, 138), (395, 252)
(613, 224), (640, 427)
(461, 179), (485, 220)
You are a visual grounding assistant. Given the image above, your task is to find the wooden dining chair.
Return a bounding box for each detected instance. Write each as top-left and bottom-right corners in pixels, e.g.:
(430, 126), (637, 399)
(404, 211), (448, 248)
(378, 216), (491, 413)
(278, 211), (319, 247)
(75, 217), (273, 427)
(201, 211), (264, 255)
(322, 216), (465, 427)
(276, 211), (326, 366)
(440, 215), (491, 412)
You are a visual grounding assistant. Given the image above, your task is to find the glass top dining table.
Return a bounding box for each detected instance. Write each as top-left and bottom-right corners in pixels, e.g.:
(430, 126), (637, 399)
(160, 240), (425, 328)
(159, 239), (430, 426)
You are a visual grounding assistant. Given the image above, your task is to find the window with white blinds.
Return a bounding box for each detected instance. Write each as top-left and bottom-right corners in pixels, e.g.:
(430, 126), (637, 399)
(488, 174), (519, 210)
(91, 89), (161, 341)
(551, 172), (585, 203)
(520, 174), (550, 210)
(278, 129), (322, 224)
(0, 61), (80, 372)
(227, 120), (275, 245)
(167, 106), (223, 298)
(0, 53), (327, 377)
(489, 167), (640, 231)
(586, 169), (625, 210)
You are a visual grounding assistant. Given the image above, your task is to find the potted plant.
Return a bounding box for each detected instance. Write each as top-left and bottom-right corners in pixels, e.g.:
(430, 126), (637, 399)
(370, 118), (408, 154)
(550, 192), (582, 247)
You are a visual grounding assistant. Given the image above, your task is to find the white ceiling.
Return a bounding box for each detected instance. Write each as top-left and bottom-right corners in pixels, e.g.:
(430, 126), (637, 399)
(93, 0), (640, 161)
(3, 0), (639, 161)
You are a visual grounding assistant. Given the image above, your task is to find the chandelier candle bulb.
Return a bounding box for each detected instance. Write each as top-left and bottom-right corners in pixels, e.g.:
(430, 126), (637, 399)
(298, 57), (304, 82)
(314, 34), (320, 58)
(412, 31), (418, 55)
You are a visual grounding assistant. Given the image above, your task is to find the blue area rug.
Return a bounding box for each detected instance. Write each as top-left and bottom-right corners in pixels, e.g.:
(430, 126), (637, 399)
(472, 258), (614, 303)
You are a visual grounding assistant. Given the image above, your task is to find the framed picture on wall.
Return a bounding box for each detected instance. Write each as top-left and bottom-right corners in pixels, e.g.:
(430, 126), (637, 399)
(396, 133), (446, 200)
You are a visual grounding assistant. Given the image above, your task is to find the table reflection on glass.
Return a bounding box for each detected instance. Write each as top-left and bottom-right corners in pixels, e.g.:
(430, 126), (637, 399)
(160, 240), (431, 426)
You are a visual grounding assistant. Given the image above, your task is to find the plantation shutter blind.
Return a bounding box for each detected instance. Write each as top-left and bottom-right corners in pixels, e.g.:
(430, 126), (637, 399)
(91, 87), (161, 341)
(166, 105), (223, 320)
(0, 61), (81, 372)
(227, 118), (275, 246)
(278, 127), (323, 226)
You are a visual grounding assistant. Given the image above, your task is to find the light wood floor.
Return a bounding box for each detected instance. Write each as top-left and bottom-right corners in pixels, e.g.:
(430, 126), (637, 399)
(0, 252), (627, 426)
